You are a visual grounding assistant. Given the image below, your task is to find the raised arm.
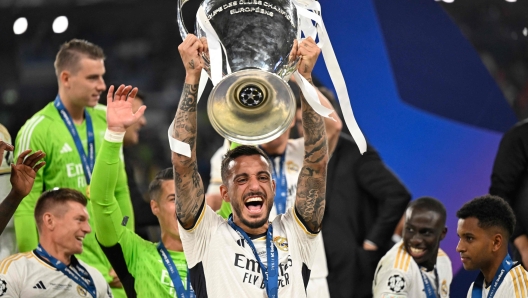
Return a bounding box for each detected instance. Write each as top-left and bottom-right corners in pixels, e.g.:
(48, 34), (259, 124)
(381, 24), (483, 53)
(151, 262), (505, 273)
(0, 148), (45, 235)
(294, 37), (329, 233)
(172, 35), (206, 229)
(91, 84), (145, 247)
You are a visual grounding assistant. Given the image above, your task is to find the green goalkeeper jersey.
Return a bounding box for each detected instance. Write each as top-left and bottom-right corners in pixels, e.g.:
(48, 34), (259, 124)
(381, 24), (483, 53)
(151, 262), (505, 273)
(91, 138), (190, 297)
(14, 101), (134, 298)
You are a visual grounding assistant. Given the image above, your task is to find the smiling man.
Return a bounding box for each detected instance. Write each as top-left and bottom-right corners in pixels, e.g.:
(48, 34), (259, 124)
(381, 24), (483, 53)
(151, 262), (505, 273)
(13, 39), (133, 298)
(171, 34), (328, 297)
(0, 188), (112, 297)
(373, 197), (452, 298)
(457, 195), (528, 297)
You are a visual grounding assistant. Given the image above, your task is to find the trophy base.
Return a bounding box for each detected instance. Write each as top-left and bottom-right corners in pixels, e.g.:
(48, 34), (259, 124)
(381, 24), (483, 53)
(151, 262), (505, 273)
(207, 69), (296, 145)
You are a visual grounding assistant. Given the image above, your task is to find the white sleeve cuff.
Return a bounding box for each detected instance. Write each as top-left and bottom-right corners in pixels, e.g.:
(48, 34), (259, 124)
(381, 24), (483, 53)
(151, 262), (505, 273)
(104, 129), (125, 143)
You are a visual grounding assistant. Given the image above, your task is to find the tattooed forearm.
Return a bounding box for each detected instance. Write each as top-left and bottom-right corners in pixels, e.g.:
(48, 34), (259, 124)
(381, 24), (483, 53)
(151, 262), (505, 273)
(295, 78), (329, 231)
(172, 83), (205, 229)
(296, 167), (327, 232)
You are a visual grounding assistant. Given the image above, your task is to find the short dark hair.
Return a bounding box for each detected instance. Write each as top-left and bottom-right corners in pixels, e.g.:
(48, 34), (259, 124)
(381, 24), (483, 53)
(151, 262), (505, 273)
(34, 188), (87, 228)
(148, 168), (173, 201)
(220, 145), (271, 184)
(408, 197), (447, 226)
(456, 195), (516, 237)
(54, 39), (105, 77)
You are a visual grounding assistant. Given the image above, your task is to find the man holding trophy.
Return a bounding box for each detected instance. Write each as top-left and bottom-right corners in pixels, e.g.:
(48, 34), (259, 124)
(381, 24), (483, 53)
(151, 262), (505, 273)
(171, 32), (328, 297)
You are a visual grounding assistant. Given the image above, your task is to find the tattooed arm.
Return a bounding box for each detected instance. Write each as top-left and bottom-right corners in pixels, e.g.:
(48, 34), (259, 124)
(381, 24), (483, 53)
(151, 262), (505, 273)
(172, 35), (206, 229)
(294, 37), (328, 233)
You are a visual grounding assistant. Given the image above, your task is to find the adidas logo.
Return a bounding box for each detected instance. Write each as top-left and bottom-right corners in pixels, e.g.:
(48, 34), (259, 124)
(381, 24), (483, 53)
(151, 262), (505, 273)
(60, 143), (73, 154)
(33, 280), (46, 290)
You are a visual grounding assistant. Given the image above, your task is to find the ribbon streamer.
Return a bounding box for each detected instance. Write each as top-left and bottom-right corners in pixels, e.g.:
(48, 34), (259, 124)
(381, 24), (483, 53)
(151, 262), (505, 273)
(294, 0), (367, 154)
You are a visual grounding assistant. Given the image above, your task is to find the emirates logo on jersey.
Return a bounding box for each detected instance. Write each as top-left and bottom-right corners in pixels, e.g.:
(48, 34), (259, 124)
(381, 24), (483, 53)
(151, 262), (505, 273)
(388, 274), (405, 293)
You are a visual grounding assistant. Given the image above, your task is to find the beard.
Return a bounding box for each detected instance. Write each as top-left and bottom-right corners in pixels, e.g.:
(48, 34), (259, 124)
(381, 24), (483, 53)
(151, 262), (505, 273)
(231, 193), (274, 231)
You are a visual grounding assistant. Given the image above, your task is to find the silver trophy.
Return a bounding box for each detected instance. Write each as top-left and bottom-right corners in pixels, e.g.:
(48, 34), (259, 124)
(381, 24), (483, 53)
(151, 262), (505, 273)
(178, 0), (300, 145)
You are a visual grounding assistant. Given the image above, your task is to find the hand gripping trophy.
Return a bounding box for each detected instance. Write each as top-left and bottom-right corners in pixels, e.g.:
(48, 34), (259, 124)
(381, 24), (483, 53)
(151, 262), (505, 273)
(176, 0), (367, 153)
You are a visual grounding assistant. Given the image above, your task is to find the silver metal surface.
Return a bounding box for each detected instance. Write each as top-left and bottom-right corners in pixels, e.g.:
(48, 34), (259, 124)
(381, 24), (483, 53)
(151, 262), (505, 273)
(178, 0), (300, 144)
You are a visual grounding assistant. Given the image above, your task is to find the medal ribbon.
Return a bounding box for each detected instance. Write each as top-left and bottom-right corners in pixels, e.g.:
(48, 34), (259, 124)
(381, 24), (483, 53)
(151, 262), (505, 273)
(157, 242), (195, 298)
(54, 95), (95, 185)
(272, 154), (287, 215)
(419, 267), (440, 298)
(228, 216), (279, 298)
(472, 254), (514, 298)
(36, 244), (96, 297)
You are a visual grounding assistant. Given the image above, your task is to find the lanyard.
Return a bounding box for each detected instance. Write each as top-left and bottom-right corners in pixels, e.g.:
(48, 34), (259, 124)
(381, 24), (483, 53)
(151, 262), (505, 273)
(156, 242), (194, 298)
(36, 244), (96, 297)
(54, 95), (95, 185)
(472, 254), (514, 298)
(419, 267), (439, 298)
(228, 216), (279, 298)
(262, 149), (287, 215)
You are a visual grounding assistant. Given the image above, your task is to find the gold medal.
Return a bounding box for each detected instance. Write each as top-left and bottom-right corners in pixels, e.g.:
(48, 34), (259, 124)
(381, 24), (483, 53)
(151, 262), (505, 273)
(86, 185), (90, 198)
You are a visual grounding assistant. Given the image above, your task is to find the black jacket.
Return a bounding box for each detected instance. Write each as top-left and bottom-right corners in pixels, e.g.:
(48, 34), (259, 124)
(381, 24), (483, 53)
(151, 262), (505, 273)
(322, 133), (411, 298)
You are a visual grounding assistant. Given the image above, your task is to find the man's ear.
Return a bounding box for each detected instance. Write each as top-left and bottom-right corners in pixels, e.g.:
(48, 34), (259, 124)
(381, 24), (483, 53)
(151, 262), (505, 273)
(150, 199), (160, 217)
(492, 233), (504, 252)
(440, 226), (448, 241)
(60, 70), (71, 88)
(220, 184), (230, 203)
(42, 213), (55, 231)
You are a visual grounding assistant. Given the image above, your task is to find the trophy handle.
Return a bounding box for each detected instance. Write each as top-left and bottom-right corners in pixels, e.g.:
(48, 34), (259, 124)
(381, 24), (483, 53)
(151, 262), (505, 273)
(177, 0), (191, 40)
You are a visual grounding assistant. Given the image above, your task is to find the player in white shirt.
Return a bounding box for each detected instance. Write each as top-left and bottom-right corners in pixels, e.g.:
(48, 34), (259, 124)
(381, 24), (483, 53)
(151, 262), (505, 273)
(373, 197), (452, 297)
(0, 188), (112, 297)
(172, 34), (328, 297)
(0, 129), (45, 260)
(456, 195), (528, 298)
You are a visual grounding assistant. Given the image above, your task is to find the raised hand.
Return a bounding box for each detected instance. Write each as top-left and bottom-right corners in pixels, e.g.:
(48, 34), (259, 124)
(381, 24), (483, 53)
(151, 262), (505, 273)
(0, 140), (14, 166)
(178, 34), (205, 82)
(106, 85), (147, 132)
(297, 37), (321, 79)
(10, 149), (46, 198)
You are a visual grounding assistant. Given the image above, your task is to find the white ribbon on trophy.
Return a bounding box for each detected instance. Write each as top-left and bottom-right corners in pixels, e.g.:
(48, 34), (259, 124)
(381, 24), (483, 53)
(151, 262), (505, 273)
(293, 0), (367, 154)
(170, 0), (367, 157)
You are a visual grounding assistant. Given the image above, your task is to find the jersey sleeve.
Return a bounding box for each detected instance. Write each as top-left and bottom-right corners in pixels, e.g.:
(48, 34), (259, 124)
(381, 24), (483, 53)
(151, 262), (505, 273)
(114, 156), (134, 232)
(0, 256), (23, 297)
(178, 204), (223, 267)
(506, 265), (528, 298)
(372, 260), (410, 297)
(90, 139), (127, 247)
(13, 117), (48, 252)
(281, 208), (319, 268)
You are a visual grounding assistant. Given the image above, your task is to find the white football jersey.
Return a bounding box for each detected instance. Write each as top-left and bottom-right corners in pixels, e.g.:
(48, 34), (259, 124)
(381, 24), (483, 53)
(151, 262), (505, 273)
(206, 138), (329, 295)
(0, 251), (112, 297)
(180, 205), (319, 297)
(0, 124), (16, 261)
(466, 263), (528, 298)
(373, 241), (452, 298)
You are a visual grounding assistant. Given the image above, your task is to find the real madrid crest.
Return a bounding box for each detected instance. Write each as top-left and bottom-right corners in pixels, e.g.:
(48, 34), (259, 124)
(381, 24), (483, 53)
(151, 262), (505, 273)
(77, 285), (88, 297)
(273, 236), (289, 251)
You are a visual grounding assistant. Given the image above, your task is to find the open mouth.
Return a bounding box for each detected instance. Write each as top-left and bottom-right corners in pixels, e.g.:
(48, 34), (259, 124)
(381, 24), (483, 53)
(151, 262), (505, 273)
(408, 247), (426, 258)
(245, 196), (264, 214)
(75, 236), (84, 244)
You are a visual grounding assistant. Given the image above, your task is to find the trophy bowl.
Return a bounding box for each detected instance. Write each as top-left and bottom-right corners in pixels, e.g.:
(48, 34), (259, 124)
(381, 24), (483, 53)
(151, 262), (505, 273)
(178, 0), (300, 145)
